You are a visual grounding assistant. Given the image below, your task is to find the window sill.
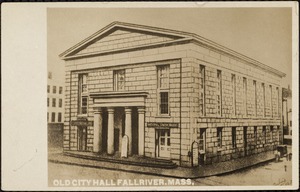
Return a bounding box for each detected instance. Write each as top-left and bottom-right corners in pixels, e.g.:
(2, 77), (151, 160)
(155, 115), (171, 118)
(77, 114), (88, 118)
(199, 150), (205, 154)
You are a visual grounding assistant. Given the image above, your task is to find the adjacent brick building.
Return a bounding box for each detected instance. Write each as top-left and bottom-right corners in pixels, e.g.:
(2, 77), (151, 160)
(60, 22), (285, 167)
(48, 71), (64, 148)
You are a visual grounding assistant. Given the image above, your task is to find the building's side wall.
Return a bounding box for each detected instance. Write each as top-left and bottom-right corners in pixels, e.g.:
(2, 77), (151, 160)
(186, 43), (282, 165)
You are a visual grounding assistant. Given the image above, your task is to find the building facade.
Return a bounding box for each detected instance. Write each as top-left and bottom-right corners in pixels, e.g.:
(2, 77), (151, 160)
(60, 22), (285, 167)
(48, 71), (64, 124)
(48, 71), (64, 148)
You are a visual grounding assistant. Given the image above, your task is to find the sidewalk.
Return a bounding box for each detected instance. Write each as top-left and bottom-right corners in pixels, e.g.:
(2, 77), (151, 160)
(48, 150), (276, 179)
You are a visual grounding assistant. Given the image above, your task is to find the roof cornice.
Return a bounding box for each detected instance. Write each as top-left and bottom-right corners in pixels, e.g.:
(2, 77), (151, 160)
(60, 21), (286, 78)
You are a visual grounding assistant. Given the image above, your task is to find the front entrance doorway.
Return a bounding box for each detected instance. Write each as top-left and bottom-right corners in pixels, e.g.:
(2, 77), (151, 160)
(156, 129), (171, 158)
(78, 126), (87, 151)
(101, 107), (138, 155)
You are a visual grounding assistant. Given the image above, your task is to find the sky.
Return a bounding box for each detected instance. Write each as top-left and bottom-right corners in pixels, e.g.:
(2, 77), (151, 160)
(48, 7), (292, 88)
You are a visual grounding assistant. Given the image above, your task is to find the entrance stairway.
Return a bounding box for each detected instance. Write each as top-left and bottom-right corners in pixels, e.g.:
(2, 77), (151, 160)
(64, 151), (178, 169)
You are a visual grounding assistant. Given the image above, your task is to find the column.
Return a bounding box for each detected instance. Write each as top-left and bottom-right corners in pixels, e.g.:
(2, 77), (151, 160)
(125, 107), (132, 156)
(93, 108), (102, 153)
(138, 107), (145, 156)
(107, 108), (114, 155)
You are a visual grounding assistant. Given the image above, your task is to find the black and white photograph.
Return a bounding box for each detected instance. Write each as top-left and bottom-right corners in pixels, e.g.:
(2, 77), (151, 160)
(2, 2), (299, 191)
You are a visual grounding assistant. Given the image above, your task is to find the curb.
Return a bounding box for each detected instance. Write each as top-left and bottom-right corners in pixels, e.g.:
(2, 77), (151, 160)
(63, 152), (178, 169)
(49, 154), (276, 179)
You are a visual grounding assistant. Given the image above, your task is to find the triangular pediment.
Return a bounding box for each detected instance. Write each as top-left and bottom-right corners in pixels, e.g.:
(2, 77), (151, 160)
(60, 22), (189, 59)
(75, 28), (182, 56)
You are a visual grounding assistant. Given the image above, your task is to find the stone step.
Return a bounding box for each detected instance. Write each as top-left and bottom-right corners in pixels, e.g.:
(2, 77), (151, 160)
(64, 151), (178, 169)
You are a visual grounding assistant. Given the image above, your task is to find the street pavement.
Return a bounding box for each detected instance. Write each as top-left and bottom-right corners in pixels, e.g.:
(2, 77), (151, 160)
(48, 146), (293, 187)
(48, 155), (292, 187)
(193, 157), (292, 186)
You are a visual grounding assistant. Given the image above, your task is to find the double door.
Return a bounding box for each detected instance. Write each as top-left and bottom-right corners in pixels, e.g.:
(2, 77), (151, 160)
(156, 129), (171, 158)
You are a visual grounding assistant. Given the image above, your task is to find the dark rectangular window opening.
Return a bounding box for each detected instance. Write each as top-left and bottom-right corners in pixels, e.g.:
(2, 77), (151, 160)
(81, 97), (88, 114)
(52, 98), (56, 107)
(253, 80), (257, 116)
(58, 112), (62, 122)
(254, 126), (257, 145)
(232, 74), (236, 115)
(263, 126), (267, 144)
(232, 127), (237, 148)
(78, 74), (88, 115)
(217, 127), (223, 147)
(160, 92), (169, 114)
(51, 112), (55, 122)
(199, 65), (206, 116)
(217, 70), (222, 116)
(59, 99), (62, 108)
(157, 65), (170, 115)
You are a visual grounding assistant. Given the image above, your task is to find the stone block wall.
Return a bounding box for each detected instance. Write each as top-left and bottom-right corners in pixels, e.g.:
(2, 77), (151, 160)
(185, 43), (283, 165)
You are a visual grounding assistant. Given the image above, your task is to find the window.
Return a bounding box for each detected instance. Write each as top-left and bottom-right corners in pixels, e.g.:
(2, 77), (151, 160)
(47, 85), (50, 93)
(79, 74), (88, 94)
(276, 87), (280, 117)
(59, 86), (63, 94)
(51, 112), (55, 122)
(48, 72), (52, 79)
(262, 83), (265, 117)
(157, 65), (170, 115)
(199, 129), (206, 151)
(160, 92), (169, 114)
(262, 126), (266, 144)
(114, 69), (125, 91)
(254, 126), (257, 145)
(59, 99), (62, 108)
(199, 65), (206, 116)
(47, 98), (49, 107)
(253, 80), (257, 116)
(243, 77), (247, 116)
(232, 127), (237, 148)
(78, 74), (88, 114)
(269, 85), (272, 117)
(58, 112), (62, 123)
(217, 127), (223, 147)
(81, 97), (88, 114)
(217, 70), (222, 116)
(47, 112), (49, 122)
(232, 74), (236, 115)
(52, 98), (56, 107)
(270, 126), (274, 142)
(290, 121), (292, 127)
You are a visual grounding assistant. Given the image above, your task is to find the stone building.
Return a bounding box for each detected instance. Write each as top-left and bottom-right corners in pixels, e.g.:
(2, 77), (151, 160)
(48, 71), (64, 148)
(48, 71), (64, 124)
(60, 22), (285, 167)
